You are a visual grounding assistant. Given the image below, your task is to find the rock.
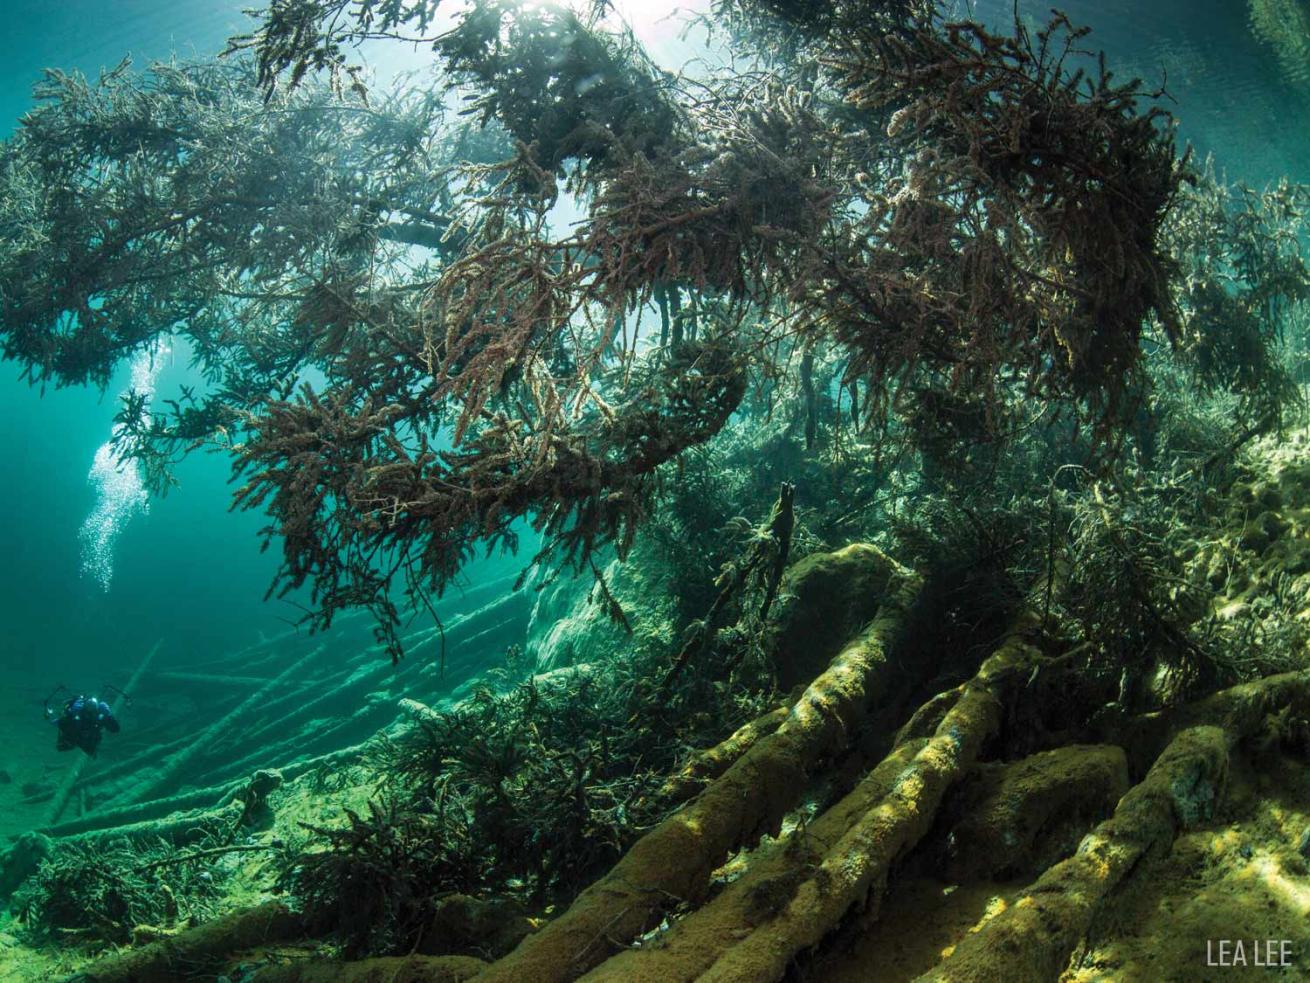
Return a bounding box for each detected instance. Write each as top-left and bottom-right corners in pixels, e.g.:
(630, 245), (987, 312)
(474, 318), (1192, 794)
(524, 546), (674, 672)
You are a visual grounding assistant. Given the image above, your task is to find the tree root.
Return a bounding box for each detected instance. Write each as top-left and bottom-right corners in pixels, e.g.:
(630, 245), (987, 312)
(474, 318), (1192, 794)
(251, 954), (486, 983)
(893, 685), (963, 746)
(66, 900), (305, 983)
(656, 689), (800, 804)
(474, 547), (922, 983)
(1105, 668), (1310, 772)
(916, 725), (1229, 982)
(582, 738), (928, 982)
(688, 633), (1040, 983)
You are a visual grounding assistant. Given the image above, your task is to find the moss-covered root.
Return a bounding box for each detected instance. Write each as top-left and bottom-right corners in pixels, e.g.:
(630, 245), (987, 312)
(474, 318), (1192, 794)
(656, 692), (797, 804)
(66, 901), (305, 983)
(917, 726), (1229, 983)
(475, 548), (922, 983)
(252, 954), (486, 983)
(1109, 668), (1310, 771)
(583, 738), (927, 983)
(940, 744), (1129, 880)
(691, 636), (1037, 983)
(893, 684), (964, 746)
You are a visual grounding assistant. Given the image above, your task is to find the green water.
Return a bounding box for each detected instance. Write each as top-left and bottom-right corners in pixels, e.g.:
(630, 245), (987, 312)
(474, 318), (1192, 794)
(0, 0), (1300, 812)
(0, 4), (530, 836)
(0, 0), (1308, 975)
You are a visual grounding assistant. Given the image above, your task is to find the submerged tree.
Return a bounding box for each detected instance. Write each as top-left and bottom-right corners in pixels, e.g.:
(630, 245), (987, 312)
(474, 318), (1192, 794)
(0, 0), (1301, 655)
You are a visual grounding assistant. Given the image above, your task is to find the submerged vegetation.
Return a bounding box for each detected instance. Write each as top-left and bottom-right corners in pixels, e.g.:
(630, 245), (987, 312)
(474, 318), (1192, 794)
(6, 0), (1299, 660)
(13, 837), (234, 945)
(2, 0), (1310, 980)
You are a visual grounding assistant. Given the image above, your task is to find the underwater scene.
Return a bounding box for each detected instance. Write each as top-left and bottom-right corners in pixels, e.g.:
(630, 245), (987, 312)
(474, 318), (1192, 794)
(2, 0), (1310, 979)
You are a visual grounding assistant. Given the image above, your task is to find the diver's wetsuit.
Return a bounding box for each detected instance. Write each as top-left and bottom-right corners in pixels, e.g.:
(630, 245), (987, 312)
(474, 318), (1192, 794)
(54, 696), (119, 756)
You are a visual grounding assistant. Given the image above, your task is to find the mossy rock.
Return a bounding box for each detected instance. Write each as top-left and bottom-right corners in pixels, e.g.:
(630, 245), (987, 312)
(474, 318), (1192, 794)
(769, 544), (898, 689)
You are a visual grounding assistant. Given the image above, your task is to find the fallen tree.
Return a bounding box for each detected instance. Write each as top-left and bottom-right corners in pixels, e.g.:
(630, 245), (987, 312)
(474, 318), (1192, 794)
(664, 631), (1041, 983)
(66, 901), (305, 983)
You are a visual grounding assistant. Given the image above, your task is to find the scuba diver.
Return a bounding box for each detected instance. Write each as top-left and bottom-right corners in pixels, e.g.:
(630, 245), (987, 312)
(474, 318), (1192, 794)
(43, 686), (122, 757)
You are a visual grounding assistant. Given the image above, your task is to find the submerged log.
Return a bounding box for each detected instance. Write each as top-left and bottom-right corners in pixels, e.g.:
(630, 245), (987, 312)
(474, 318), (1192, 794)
(151, 671), (276, 688)
(205, 700), (395, 789)
(586, 739), (927, 983)
(41, 782), (246, 839)
(189, 588), (529, 788)
(65, 900), (305, 983)
(102, 647), (322, 809)
(583, 623), (1036, 982)
(233, 660), (397, 753)
(46, 641), (161, 826)
(414, 588), (534, 681)
(63, 800), (245, 850)
(42, 734), (384, 841)
(693, 634), (1039, 983)
(73, 732), (194, 797)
